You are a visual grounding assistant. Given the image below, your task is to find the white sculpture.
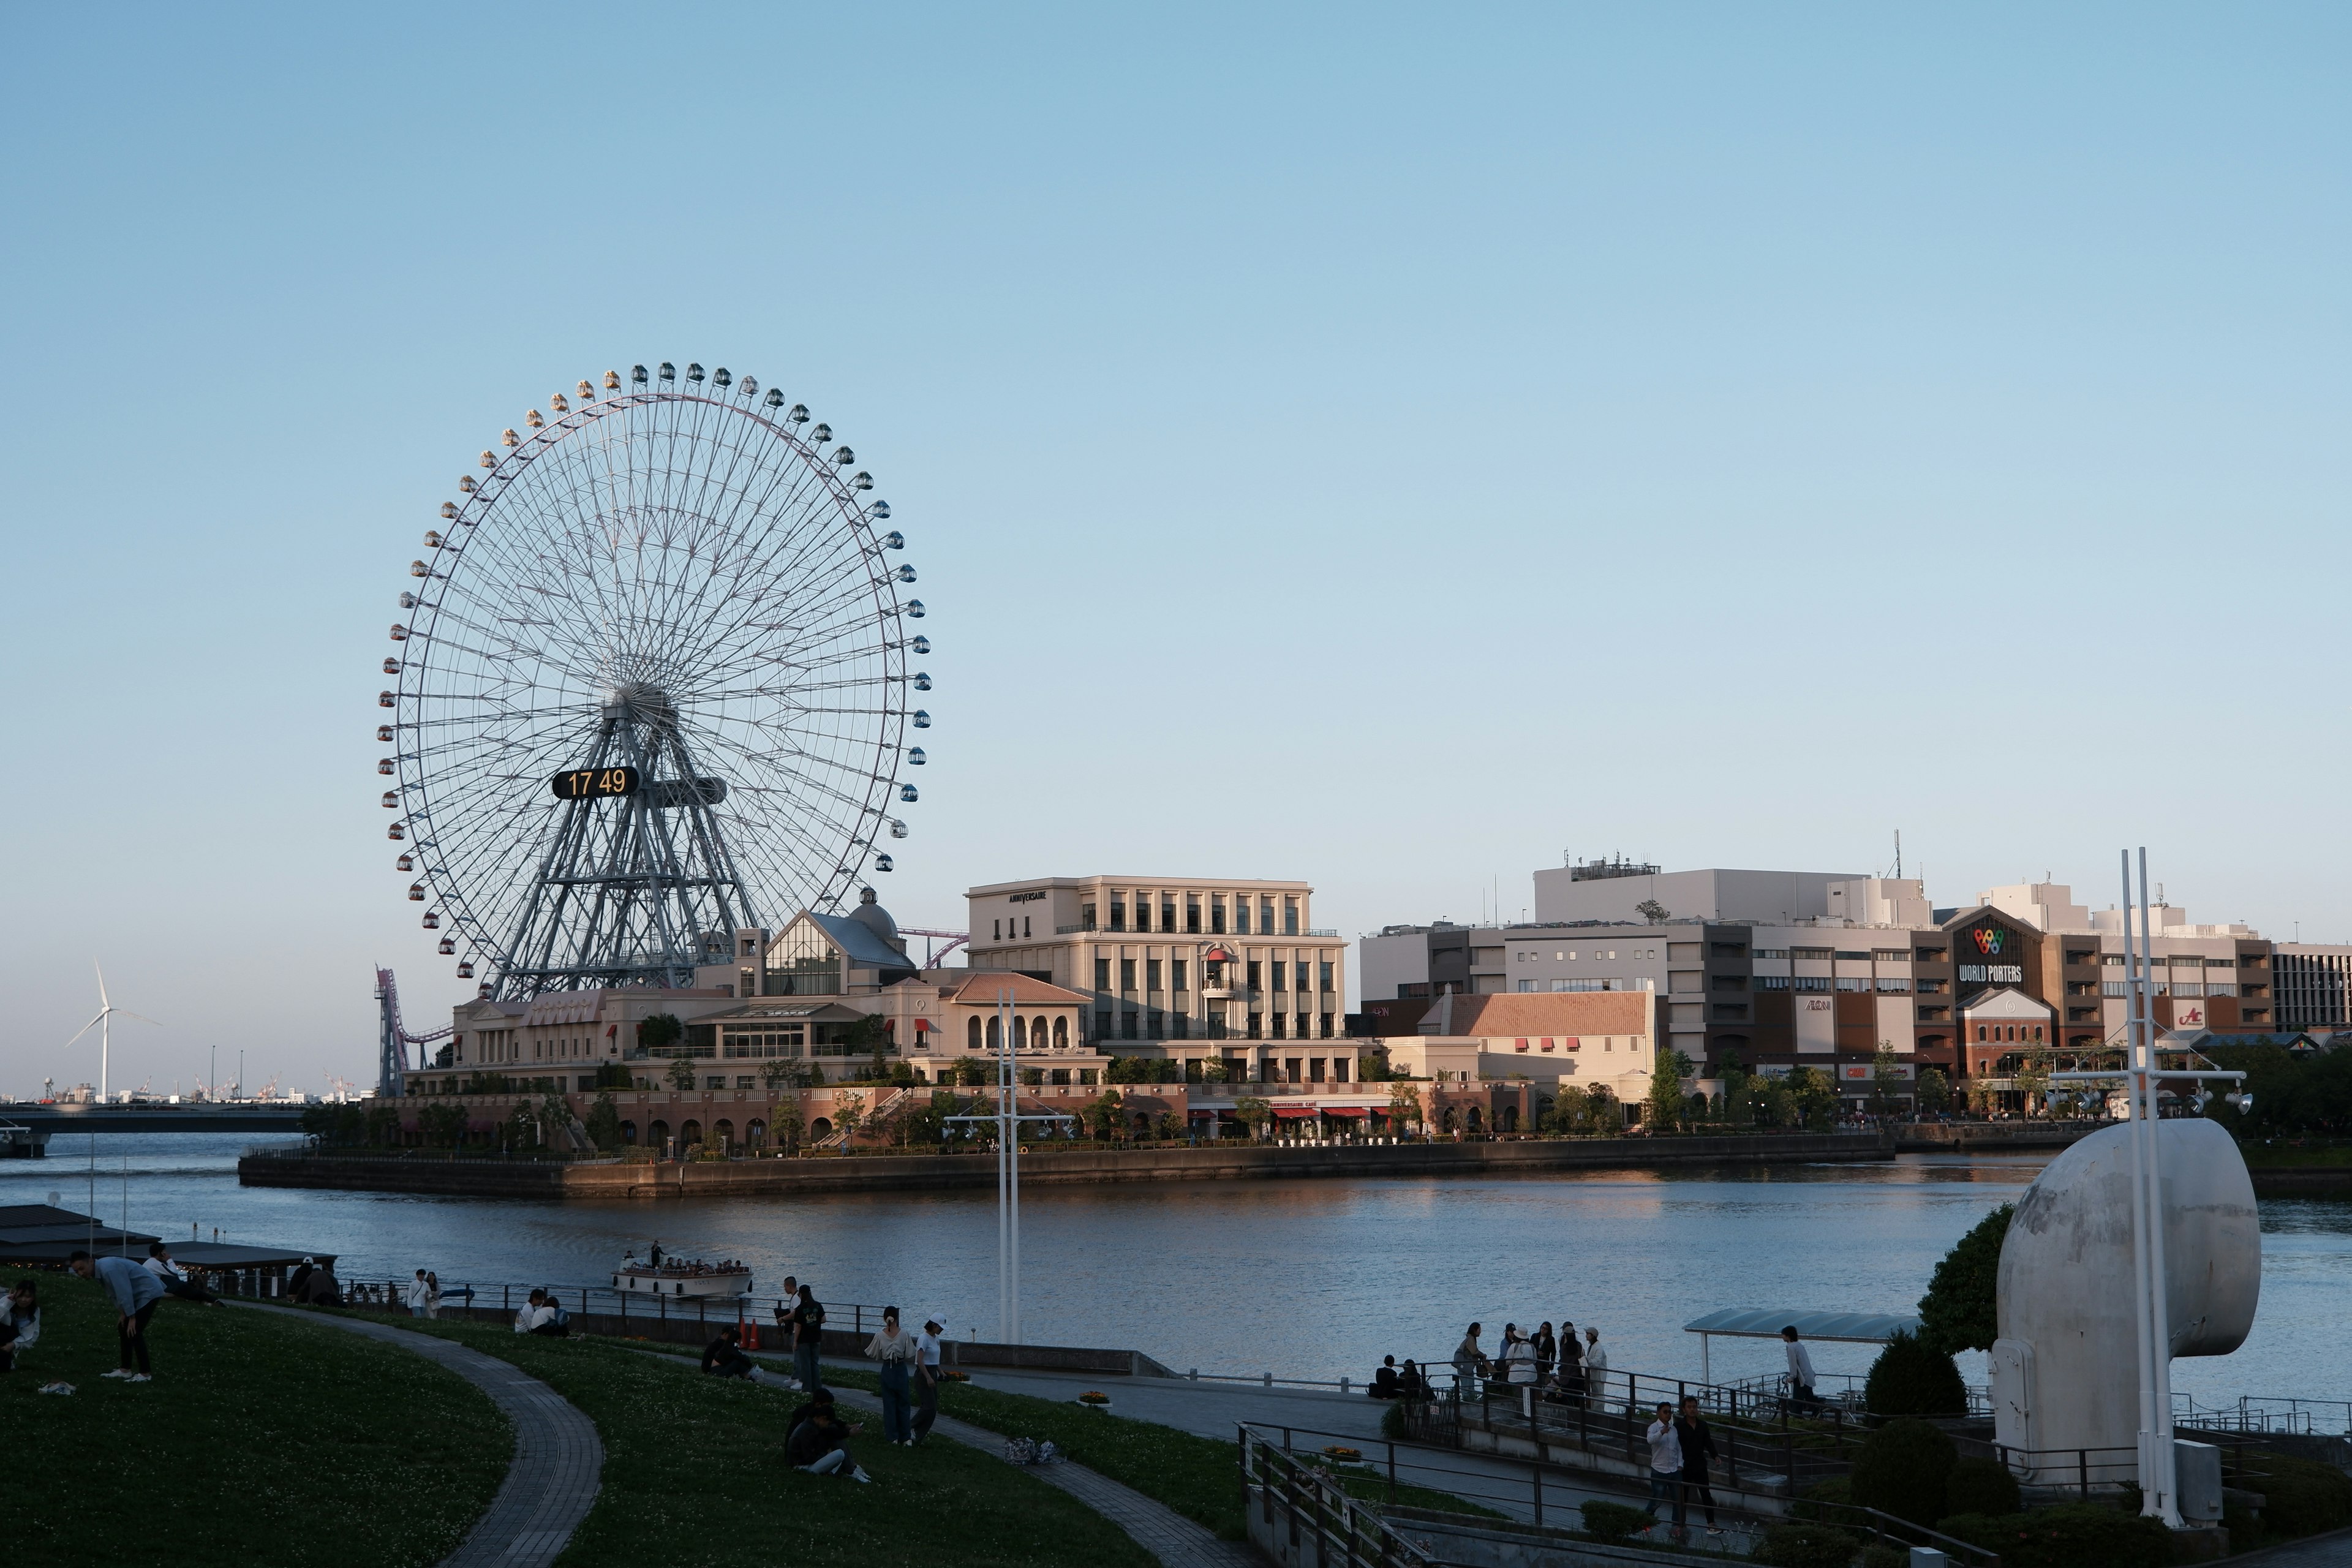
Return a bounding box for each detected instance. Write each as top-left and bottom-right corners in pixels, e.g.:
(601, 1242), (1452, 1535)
(1992, 1117), (2258, 1482)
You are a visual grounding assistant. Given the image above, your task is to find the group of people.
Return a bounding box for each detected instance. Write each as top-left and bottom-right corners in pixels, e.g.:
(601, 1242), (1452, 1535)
(1441, 1319), (1614, 1405)
(402, 1270), (446, 1317)
(693, 1281), (947, 1479)
(512, 1287), (573, 1335)
(631, 1241), (747, 1278)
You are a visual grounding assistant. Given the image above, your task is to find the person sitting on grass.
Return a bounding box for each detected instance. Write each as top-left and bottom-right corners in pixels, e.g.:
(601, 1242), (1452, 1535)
(1, 1279), (41, 1373)
(786, 1391), (871, 1483)
(533, 1292), (570, 1336)
(703, 1327), (759, 1381)
(514, 1288), (552, 1334)
(69, 1249), (164, 1384)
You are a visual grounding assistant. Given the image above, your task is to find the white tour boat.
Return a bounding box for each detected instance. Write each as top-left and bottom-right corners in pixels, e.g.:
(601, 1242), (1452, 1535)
(612, 1248), (753, 1297)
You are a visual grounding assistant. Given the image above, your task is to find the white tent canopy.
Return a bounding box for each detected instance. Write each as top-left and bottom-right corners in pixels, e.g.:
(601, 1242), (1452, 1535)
(1683, 1308), (1923, 1384)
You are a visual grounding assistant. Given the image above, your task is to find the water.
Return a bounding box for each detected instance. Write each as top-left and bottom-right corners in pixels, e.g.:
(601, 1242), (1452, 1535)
(9, 1136), (2347, 1406)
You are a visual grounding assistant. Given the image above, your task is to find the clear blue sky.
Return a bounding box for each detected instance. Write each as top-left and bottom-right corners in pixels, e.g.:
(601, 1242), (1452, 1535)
(3, 5), (2345, 1096)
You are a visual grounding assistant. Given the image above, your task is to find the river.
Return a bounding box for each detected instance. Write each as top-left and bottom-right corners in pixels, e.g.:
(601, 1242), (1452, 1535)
(9, 1135), (2346, 1406)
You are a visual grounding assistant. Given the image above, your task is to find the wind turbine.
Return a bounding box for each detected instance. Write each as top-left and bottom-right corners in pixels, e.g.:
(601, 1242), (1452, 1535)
(64, 963), (159, 1102)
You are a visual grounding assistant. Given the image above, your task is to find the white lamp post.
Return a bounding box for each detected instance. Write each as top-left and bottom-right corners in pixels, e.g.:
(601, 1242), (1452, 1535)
(944, 989), (1072, 1344)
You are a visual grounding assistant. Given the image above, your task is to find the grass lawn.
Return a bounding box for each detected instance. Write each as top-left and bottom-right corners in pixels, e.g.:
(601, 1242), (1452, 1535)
(8, 1276), (507, 1567)
(325, 1313), (1158, 1568)
(815, 1362), (1496, 1539)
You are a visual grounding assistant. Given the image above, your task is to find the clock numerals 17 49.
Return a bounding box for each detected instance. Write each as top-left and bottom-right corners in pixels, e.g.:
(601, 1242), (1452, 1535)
(549, 766), (640, 799)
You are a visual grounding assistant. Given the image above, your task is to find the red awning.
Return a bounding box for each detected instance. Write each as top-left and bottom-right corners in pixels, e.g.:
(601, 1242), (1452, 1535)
(1187, 1107), (1219, 1118)
(1272, 1106), (1317, 1119)
(1204, 946), (1236, 963)
(1321, 1107), (1369, 1118)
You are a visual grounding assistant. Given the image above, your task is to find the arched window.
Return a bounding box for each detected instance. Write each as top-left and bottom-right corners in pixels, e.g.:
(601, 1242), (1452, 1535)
(2032, 1025), (2044, 1043)
(1011, 1015), (1025, 1050)
(986, 1016), (1000, 1050)
(747, 1119), (766, 1147)
(680, 1119), (703, 1145)
(1976, 1025), (1986, 1042)
(620, 1120), (638, 1145)
(649, 1119), (670, 1147)
(1053, 1016), (1069, 1048)
(714, 1118), (734, 1151)
(884, 1018), (896, 1044)
(1031, 1016), (1049, 1050)
(967, 1016), (982, 1050)
(1466, 1107), (1483, 1129)
(809, 1117), (833, 1139)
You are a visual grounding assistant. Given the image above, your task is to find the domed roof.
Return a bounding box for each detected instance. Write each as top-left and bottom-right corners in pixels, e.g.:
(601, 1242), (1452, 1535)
(848, 885), (906, 956)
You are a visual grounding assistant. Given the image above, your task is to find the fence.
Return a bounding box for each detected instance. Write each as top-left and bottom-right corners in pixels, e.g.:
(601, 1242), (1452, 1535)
(2175, 1392), (2352, 1437)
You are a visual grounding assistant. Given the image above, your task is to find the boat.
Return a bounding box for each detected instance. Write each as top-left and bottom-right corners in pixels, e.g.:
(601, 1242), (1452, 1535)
(612, 1247), (752, 1297)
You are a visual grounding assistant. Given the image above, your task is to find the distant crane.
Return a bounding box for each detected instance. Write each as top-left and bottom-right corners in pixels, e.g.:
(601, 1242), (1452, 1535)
(375, 967), (454, 1098)
(64, 962), (160, 1102)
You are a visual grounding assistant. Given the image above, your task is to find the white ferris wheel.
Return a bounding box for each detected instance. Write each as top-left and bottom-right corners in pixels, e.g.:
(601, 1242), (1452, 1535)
(377, 361), (930, 999)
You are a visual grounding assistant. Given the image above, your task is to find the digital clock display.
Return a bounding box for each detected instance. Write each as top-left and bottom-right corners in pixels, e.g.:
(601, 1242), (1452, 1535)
(550, 767), (640, 800)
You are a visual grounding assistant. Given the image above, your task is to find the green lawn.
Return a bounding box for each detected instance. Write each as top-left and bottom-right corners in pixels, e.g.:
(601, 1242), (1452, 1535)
(8, 1276), (507, 1567)
(326, 1314), (1157, 1568)
(814, 1362), (1497, 1538)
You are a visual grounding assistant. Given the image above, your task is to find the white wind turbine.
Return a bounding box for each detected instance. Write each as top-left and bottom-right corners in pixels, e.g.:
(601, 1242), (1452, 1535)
(64, 963), (160, 1102)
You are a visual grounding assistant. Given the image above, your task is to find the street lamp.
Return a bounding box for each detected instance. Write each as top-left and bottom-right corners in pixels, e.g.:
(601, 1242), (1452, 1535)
(944, 989), (1072, 1344)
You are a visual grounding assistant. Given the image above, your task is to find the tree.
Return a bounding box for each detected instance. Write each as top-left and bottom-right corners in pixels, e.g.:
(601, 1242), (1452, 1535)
(1585, 1084), (1618, 1136)
(665, 1055), (696, 1091)
(419, 1102), (469, 1148)
(1915, 1066), (1951, 1115)
(1635, 898), (1671, 924)
(1917, 1202), (2013, 1354)
(363, 1103), (404, 1147)
(1232, 1095), (1273, 1140)
(771, 1093), (805, 1154)
(1864, 1329), (1969, 1415)
(638, 1014), (684, 1052)
(1544, 1085), (1592, 1135)
(1870, 1044), (1906, 1121)
(584, 1091), (623, 1151)
(1787, 1066), (1837, 1129)
(1080, 1089), (1126, 1141)
(949, 1056), (989, 1087)
(2014, 1052), (2051, 1118)
(833, 1090), (866, 1144)
(1152, 1110), (1183, 1141)
(1199, 1058), (1229, 1084)
(1646, 1048), (1694, 1131)
(1387, 1078), (1423, 1135)
(760, 1058), (794, 1091)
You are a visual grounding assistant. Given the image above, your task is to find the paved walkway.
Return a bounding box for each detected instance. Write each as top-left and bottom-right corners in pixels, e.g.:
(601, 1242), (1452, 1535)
(239, 1305), (602, 1568)
(2225, 1527), (2352, 1567)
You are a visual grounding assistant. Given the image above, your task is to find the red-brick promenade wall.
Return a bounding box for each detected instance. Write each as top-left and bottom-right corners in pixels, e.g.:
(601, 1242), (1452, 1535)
(235, 1128), (2092, 1200)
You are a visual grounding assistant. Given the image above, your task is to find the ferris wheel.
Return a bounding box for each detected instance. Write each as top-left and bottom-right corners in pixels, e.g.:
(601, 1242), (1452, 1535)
(377, 361), (930, 1000)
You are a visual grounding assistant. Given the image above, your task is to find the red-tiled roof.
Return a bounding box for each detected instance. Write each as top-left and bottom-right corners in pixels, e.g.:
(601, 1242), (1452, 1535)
(1421, 992), (1651, 1038)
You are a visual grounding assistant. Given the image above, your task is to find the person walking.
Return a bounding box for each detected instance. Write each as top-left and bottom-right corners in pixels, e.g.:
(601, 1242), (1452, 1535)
(1451, 1322), (1483, 1397)
(1, 1279), (40, 1373)
(866, 1306), (919, 1446)
(1643, 1400), (1686, 1535)
(404, 1270), (432, 1318)
(913, 1317), (944, 1444)
(790, 1283), (826, 1393)
(70, 1249), (165, 1383)
(1781, 1324), (1817, 1410)
(1676, 1394), (1722, 1536)
(1581, 1325), (1608, 1410)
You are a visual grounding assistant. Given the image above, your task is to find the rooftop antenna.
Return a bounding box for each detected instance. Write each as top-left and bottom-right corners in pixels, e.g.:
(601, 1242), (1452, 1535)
(64, 962), (160, 1103)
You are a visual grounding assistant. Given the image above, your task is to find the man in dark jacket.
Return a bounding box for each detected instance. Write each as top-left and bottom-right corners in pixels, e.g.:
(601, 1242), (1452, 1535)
(786, 1392), (870, 1481)
(1675, 1395), (1721, 1533)
(703, 1326), (756, 1379)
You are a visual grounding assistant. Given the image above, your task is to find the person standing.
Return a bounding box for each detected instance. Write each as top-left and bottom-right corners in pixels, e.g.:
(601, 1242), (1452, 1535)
(1555, 1319), (1584, 1404)
(913, 1317), (944, 1444)
(1781, 1324), (1817, 1409)
(1644, 1401), (1685, 1533)
(1501, 1324), (1537, 1390)
(424, 1271), (442, 1319)
(70, 1249), (165, 1383)
(404, 1270), (432, 1318)
(866, 1306), (919, 1445)
(1451, 1322), (1483, 1396)
(790, 1283), (826, 1393)
(1676, 1395), (1722, 1535)
(1531, 1321), (1556, 1387)
(1581, 1326), (1608, 1410)
(1, 1279), (40, 1373)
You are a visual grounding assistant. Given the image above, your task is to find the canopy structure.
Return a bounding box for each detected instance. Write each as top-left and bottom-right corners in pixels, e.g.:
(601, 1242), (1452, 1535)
(1683, 1307), (1923, 1384)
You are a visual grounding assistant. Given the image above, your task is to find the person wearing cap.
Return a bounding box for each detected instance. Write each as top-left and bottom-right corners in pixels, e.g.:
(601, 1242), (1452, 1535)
(913, 1317), (944, 1444)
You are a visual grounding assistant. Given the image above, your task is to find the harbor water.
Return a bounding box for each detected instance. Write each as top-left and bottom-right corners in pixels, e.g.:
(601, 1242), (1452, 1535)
(9, 1135), (2346, 1407)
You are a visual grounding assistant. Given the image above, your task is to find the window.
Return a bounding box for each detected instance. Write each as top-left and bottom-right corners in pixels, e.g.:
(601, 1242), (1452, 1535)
(1186, 895), (1201, 933)
(1235, 900), (1251, 934)
(1146, 957), (1163, 991)
(1271, 1012), (1286, 1038)
(1054, 1016), (1069, 1048)
(1132, 899), (1151, 933)
(1161, 899), (1176, 932)
(1272, 962), (1287, 992)
(1120, 958), (1136, 990)
(1319, 959), (1334, 992)
(1711, 942), (1747, 958)
(1755, 948), (1789, 959)
(1172, 958), (1189, 991)
(2207, 983), (2238, 998)
(2102, 954), (2125, 967)
(1211, 898), (1227, 935)
(1791, 946), (1832, 960)
(1834, 978), (1870, 992)
(1916, 948), (1947, 963)
(1094, 1010), (1112, 1040)
(2101, 981), (2128, 998)
(1261, 898), (1275, 933)
(1204, 959), (1224, 987)
(1170, 1014), (1189, 1039)
(1109, 897), (1126, 932)
(1793, 976), (1831, 992)
(1872, 949), (1907, 962)
(1295, 1013), (1310, 1040)
(1711, 973), (1747, 991)
(1246, 960), (1262, 990)
(1518, 979), (1539, 992)
(1875, 978), (1912, 993)
(1284, 899), (1299, 935)
(1710, 1003), (1748, 1021)
(1330, 1049), (1346, 1075)
(1050, 1068), (1070, 1086)
(1321, 1014), (1335, 1039)
(968, 1016), (982, 1050)
(1294, 962), (1310, 992)
(1308, 1057), (1325, 1083)
(1835, 951), (1868, 961)
(1121, 1011), (1138, 1040)
(992, 919), (1001, 941)
(2173, 983), (2205, 999)
(1247, 1012), (1263, 1039)
(1081, 901), (1097, 930)
(1975, 1025), (1987, 1041)
(1023, 916), (1031, 938)
(1754, 974), (1791, 990)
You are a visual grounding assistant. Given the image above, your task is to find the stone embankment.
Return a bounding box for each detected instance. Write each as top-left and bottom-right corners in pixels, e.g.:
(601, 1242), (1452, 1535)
(239, 1125), (2098, 1199)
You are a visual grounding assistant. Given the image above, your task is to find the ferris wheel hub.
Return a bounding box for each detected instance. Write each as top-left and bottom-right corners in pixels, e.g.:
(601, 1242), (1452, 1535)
(600, 680), (677, 727)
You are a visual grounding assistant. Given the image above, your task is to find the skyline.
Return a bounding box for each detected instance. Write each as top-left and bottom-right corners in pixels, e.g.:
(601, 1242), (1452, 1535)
(4, 5), (2347, 1095)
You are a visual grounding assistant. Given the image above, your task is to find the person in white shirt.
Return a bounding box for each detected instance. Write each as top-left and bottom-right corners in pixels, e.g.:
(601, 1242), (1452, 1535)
(1781, 1325), (1817, 1409)
(143, 1243), (218, 1305)
(514, 1287), (554, 1334)
(404, 1270), (432, 1318)
(1643, 1401), (1685, 1531)
(913, 1317), (944, 1445)
(1581, 1326), (1609, 1410)
(1501, 1324), (1537, 1387)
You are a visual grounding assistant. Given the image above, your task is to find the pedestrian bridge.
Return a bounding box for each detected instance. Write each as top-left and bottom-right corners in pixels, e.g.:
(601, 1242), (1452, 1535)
(1, 1101), (311, 1156)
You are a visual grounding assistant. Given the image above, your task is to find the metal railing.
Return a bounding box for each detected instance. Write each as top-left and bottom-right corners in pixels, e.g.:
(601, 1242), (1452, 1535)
(2175, 1392), (2352, 1436)
(203, 1268), (906, 1337)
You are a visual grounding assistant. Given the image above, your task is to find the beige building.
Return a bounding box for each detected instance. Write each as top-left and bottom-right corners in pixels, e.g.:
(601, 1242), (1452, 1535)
(965, 874), (1348, 1074)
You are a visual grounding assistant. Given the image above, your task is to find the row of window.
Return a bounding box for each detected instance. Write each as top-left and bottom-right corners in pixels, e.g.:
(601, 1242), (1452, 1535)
(1518, 947), (1662, 962)
(1096, 957), (1334, 993)
(1513, 978), (1654, 992)
(1096, 1010), (1336, 1041)
(1752, 976), (1914, 993)
(1083, 893), (1302, 936)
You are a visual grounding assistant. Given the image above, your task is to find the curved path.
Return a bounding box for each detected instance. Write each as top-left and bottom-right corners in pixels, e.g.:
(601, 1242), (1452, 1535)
(239, 1305), (602, 1568)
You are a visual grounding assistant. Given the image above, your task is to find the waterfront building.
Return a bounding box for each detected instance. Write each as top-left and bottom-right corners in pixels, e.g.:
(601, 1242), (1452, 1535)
(2273, 944), (2352, 1033)
(963, 873), (1351, 1079)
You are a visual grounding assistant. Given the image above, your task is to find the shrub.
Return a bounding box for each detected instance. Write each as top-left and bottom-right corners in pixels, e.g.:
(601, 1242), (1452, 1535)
(1859, 1546), (1905, 1568)
(1864, 1330), (1969, 1416)
(1792, 1477), (1852, 1523)
(1749, 1521), (1860, 1567)
(1580, 1501), (1649, 1543)
(2245, 1453), (2352, 1539)
(1378, 1400), (1409, 1440)
(1849, 1419), (1956, 1528)
(1934, 1504), (2169, 1568)
(1917, 1204), (2011, 1354)
(1942, 1455), (2021, 1518)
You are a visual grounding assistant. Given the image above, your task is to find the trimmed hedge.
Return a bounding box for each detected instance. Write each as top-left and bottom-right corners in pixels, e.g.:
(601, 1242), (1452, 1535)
(1864, 1329), (1969, 1416)
(1750, 1521), (1861, 1567)
(1580, 1500), (1650, 1542)
(1792, 1477), (1851, 1523)
(1850, 1418), (1956, 1527)
(2246, 1453), (2352, 1539)
(1942, 1455), (2021, 1518)
(1936, 1504), (2171, 1568)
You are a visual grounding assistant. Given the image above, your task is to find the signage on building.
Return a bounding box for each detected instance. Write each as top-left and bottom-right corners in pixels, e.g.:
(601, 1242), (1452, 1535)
(1795, 994), (1837, 1054)
(1839, 1061), (1917, 1082)
(1007, 890), (1047, 904)
(1969, 924), (2010, 956)
(1958, 964), (2026, 985)
(2173, 1001), (2207, 1030)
